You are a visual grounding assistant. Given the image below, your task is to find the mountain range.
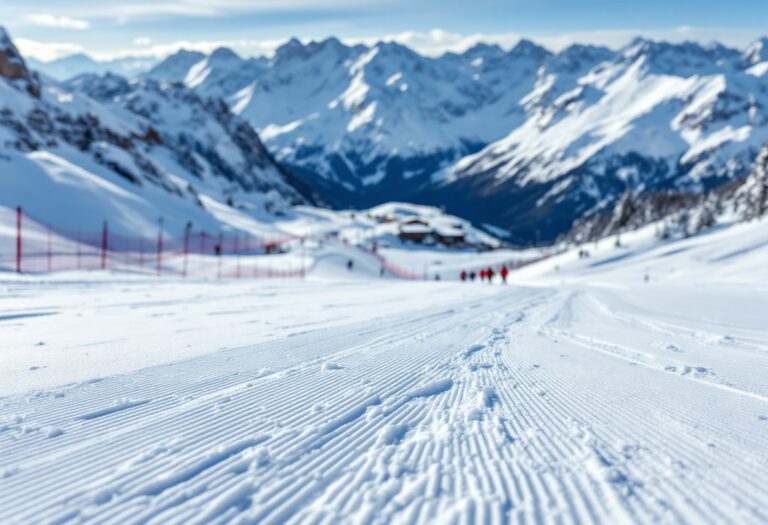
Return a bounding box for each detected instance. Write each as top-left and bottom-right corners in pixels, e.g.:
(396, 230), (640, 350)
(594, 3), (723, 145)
(9, 30), (768, 243)
(29, 54), (160, 82)
(132, 35), (768, 242)
(0, 28), (314, 239)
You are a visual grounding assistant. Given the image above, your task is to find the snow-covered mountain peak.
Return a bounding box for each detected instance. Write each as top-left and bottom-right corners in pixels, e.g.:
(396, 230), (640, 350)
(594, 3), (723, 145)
(180, 46), (259, 90)
(619, 38), (740, 76)
(178, 49), (264, 96)
(742, 37), (768, 66)
(269, 37), (366, 70)
(209, 47), (241, 62)
(303, 37), (348, 56)
(508, 38), (552, 61)
(458, 42), (505, 61)
(371, 40), (421, 58)
(621, 36), (663, 57)
(146, 50), (206, 83)
(548, 44), (615, 74)
(272, 37), (313, 63)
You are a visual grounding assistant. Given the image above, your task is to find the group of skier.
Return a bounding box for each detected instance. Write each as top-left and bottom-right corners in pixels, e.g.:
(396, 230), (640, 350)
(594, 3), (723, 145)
(460, 265), (509, 284)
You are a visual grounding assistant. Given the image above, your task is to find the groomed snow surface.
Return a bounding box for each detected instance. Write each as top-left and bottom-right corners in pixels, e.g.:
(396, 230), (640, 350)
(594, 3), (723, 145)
(2, 219), (768, 524)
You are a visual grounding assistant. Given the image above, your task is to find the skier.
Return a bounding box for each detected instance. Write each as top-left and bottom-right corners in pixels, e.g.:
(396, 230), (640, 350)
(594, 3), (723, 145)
(487, 267), (495, 283)
(460, 270), (467, 282)
(479, 269), (486, 282)
(469, 271), (476, 281)
(500, 265), (509, 284)
(347, 259), (354, 271)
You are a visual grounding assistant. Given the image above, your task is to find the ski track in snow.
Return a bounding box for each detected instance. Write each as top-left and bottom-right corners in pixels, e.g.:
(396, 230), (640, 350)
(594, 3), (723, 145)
(1, 281), (768, 524)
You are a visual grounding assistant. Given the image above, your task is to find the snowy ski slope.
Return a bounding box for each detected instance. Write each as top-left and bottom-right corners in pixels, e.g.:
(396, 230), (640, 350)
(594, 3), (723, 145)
(1, 218), (767, 524)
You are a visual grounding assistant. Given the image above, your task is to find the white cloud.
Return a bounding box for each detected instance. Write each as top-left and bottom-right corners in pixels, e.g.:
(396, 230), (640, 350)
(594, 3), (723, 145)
(346, 29), (522, 56)
(8, 0), (387, 24)
(15, 26), (764, 64)
(113, 38), (287, 60)
(520, 27), (762, 52)
(349, 27), (764, 56)
(25, 14), (90, 30)
(15, 38), (87, 62)
(15, 37), (280, 62)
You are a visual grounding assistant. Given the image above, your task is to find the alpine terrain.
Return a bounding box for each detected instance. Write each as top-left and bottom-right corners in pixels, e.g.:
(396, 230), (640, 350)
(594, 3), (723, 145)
(134, 36), (768, 242)
(1, 18), (768, 525)
(0, 27), (315, 239)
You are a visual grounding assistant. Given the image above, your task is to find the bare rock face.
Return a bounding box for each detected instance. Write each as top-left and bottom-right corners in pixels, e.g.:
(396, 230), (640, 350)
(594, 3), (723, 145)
(0, 27), (40, 97)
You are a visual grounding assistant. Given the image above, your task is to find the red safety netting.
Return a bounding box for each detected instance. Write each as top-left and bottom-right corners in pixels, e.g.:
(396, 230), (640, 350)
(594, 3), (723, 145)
(1, 207), (306, 279)
(1, 207), (545, 281)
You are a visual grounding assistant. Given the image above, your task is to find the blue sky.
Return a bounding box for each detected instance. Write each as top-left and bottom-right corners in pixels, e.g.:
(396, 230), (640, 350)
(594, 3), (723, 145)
(3, 0), (767, 61)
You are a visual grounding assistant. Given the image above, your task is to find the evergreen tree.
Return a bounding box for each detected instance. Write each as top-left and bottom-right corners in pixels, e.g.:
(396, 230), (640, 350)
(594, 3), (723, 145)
(741, 145), (768, 220)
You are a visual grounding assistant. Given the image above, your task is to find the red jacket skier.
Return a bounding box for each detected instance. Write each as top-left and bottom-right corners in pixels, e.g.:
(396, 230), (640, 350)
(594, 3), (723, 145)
(460, 270), (467, 281)
(500, 265), (509, 283)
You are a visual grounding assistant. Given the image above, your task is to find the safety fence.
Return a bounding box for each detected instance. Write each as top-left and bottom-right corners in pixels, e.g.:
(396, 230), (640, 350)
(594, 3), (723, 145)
(1, 206), (550, 281)
(1, 207), (306, 279)
(368, 251), (423, 280)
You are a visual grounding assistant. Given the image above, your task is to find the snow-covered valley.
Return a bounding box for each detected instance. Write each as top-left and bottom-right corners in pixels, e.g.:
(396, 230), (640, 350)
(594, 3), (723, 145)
(2, 217), (767, 524)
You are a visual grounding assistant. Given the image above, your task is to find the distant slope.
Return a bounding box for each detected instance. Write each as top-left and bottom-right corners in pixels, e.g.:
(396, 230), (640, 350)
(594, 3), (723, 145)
(517, 209), (768, 289)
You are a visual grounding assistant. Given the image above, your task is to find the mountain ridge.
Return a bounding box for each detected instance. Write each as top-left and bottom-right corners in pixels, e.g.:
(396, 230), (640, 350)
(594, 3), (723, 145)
(21, 33), (768, 243)
(0, 27), (316, 240)
(143, 35), (768, 242)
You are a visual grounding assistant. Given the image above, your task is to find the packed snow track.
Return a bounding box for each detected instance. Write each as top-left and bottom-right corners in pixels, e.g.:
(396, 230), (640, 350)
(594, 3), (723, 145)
(1, 278), (767, 524)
